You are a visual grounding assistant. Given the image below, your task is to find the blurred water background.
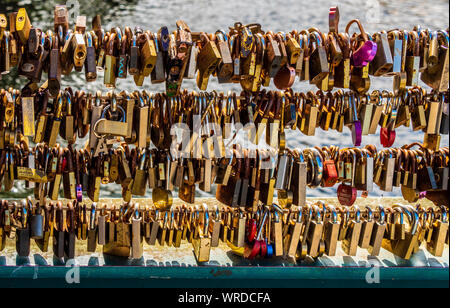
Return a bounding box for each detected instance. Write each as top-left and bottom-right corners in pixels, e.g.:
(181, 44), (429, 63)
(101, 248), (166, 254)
(0, 0), (449, 199)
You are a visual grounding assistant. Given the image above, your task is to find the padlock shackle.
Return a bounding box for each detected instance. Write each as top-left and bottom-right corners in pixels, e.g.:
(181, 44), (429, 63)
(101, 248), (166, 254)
(345, 19), (369, 42)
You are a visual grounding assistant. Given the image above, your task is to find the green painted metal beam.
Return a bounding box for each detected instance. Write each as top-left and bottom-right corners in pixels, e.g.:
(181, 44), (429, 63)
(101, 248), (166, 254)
(0, 266), (448, 288)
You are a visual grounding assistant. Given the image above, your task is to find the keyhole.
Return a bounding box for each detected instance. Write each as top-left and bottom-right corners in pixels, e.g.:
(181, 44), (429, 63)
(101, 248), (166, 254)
(434, 173), (441, 183)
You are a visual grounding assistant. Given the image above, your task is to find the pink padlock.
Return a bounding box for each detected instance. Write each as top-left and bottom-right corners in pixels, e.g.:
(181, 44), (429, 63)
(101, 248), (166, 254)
(345, 19), (378, 67)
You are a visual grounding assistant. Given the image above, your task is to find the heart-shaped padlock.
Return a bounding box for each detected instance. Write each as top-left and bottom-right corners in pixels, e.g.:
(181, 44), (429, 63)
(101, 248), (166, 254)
(380, 127), (396, 147)
(352, 41), (378, 67)
(337, 183), (357, 206)
(345, 19), (378, 67)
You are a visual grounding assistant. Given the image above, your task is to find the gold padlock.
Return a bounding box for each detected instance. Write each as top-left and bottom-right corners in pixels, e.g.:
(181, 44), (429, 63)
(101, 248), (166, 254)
(15, 8), (31, 45)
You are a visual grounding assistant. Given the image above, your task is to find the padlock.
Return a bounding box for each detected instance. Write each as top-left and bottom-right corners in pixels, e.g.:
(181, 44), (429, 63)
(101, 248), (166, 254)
(345, 19), (377, 68)
(370, 32), (393, 76)
(308, 31), (329, 84)
(85, 32), (97, 81)
(196, 33), (222, 90)
(104, 33), (118, 87)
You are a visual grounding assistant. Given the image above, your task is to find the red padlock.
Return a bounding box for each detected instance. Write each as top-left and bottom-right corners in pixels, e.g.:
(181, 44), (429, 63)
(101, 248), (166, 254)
(380, 126), (396, 147)
(260, 239), (267, 258)
(316, 147), (339, 187)
(246, 219), (257, 243)
(244, 240), (261, 260)
(244, 211), (269, 260)
(323, 160), (339, 187)
(337, 183), (357, 206)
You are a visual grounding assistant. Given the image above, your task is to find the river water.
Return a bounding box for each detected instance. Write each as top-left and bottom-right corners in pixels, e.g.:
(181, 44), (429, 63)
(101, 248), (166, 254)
(0, 0), (449, 198)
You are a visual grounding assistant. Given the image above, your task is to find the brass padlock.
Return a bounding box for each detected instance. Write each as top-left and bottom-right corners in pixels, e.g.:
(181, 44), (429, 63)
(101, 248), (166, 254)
(406, 31), (421, 86)
(421, 31), (449, 92)
(15, 8), (31, 45)
(139, 32), (157, 77)
(131, 152), (148, 196)
(215, 31), (233, 83)
(104, 34), (118, 88)
(72, 33), (87, 71)
(342, 207), (362, 256)
(196, 33), (222, 90)
(334, 33), (351, 88)
(62, 149), (77, 200)
(368, 206), (387, 256)
(192, 209), (212, 263)
(264, 32), (282, 78)
(386, 30), (403, 76)
(53, 5), (68, 32)
(370, 32), (394, 76)
(308, 31), (329, 85)
(131, 210), (143, 259)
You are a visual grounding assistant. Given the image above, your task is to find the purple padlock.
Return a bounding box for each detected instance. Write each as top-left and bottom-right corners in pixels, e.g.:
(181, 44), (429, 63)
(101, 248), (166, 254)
(76, 184), (83, 202)
(345, 19), (378, 67)
(352, 41), (378, 67)
(348, 94), (362, 146)
(352, 121), (362, 146)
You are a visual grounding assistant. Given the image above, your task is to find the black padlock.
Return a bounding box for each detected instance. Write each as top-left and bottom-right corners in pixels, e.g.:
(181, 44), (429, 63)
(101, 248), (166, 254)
(30, 209), (44, 239)
(151, 32), (166, 84)
(440, 101), (449, 135)
(64, 231), (76, 260)
(48, 36), (61, 96)
(64, 205), (76, 259)
(433, 153), (449, 191)
(53, 229), (65, 259)
(86, 203), (98, 252)
(18, 41), (48, 82)
(85, 32), (97, 82)
(418, 163), (438, 191)
(16, 226), (31, 257)
(27, 28), (41, 55)
(53, 206), (65, 259)
(0, 204), (6, 252)
(81, 170), (89, 192)
(36, 204), (51, 252)
(129, 34), (140, 75)
(87, 228), (98, 252)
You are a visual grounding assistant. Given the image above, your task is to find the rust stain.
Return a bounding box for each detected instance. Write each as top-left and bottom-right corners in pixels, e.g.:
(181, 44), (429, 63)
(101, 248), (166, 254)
(210, 269), (232, 277)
